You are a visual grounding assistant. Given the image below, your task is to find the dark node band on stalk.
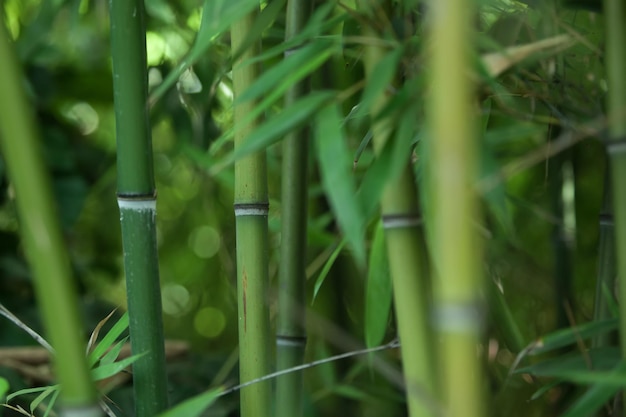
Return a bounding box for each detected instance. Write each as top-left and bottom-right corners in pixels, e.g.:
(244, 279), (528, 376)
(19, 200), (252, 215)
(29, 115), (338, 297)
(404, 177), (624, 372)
(432, 302), (485, 334)
(599, 212), (614, 226)
(381, 213), (422, 229)
(605, 136), (626, 155)
(117, 191), (157, 200)
(276, 335), (307, 347)
(234, 202), (269, 217)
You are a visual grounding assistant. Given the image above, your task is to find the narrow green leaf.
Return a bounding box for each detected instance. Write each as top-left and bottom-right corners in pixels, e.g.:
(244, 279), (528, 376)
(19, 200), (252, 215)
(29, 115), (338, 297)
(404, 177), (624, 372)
(526, 319), (618, 356)
(365, 221), (392, 348)
(156, 387), (223, 417)
(517, 347), (620, 378)
(91, 352), (147, 381)
(29, 385), (57, 414)
(7, 386), (56, 402)
(560, 362), (626, 417)
(88, 312), (129, 367)
(42, 389), (59, 417)
(212, 92), (333, 173)
(150, 0), (261, 103)
(333, 384), (368, 401)
(355, 46), (404, 119)
(100, 336), (130, 366)
(312, 240), (347, 303)
(315, 104), (367, 267)
(236, 40), (335, 105)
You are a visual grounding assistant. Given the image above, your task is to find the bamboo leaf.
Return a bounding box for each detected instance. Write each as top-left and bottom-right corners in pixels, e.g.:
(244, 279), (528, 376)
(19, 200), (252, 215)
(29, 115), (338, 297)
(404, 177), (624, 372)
(156, 387), (223, 417)
(354, 46), (404, 120)
(100, 336), (130, 366)
(312, 239), (346, 303)
(560, 362), (626, 417)
(524, 319), (618, 356)
(7, 386), (58, 402)
(91, 352), (147, 381)
(42, 389), (59, 417)
(212, 92), (333, 173)
(88, 312), (129, 367)
(315, 104), (367, 267)
(365, 221), (392, 348)
(29, 385), (57, 414)
(236, 40), (335, 105)
(517, 347), (620, 377)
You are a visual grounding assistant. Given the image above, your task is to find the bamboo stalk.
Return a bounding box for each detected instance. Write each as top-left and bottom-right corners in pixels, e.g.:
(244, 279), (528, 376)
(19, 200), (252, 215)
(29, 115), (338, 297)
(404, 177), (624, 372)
(0, 21), (101, 417)
(109, 1), (169, 415)
(603, 1), (626, 407)
(357, 2), (437, 416)
(275, 0), (312, 415)
(427, 1), (485, 417)
(231, 11), (272, 417)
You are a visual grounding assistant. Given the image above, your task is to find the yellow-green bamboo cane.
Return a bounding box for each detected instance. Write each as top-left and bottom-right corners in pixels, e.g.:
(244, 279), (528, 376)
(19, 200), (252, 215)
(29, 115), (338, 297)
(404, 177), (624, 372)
(357, 2), (437, 416)
(109, 0), (169, 415)
(0, 21), (101, 417)
(603, 0), (626, 398)
(427, 1), (485, 417)
(231, 11), (272, 417)
(275, 0), (312, 415)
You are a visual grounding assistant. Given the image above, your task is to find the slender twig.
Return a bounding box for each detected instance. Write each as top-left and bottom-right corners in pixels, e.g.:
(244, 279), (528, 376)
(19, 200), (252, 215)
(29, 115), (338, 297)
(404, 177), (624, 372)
(220, 338), (400, 397)
(0, 303), (53, 352)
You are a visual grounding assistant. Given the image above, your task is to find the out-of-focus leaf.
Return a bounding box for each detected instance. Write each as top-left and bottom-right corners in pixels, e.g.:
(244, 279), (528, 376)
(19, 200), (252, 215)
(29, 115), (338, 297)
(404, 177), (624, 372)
(312, 239), (346, 303)
(315, 104), (367, 267)
(29, 385), (57, 414)
(365, 221), (392, 348)
(212, 92), (333, 173)
(0, 377), (8, 399)
(517, 347), (620, 378)
(524, 318), (618, 356)
(156, 387), (223, 417)
(480, 34), (574, 78)
(236, 40), (335, 105)
(560, 362), (626, 417)
(333, 384), (368, 401)
(354, 46), (404, 120)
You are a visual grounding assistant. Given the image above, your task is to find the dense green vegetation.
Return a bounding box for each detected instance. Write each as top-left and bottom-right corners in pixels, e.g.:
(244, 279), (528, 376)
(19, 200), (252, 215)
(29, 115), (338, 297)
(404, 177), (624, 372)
(0, 0), (622, 416)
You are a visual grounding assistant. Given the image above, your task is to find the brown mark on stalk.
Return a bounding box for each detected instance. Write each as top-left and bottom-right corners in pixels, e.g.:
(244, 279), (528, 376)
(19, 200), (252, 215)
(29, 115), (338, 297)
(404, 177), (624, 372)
(242, 269), (248, 332)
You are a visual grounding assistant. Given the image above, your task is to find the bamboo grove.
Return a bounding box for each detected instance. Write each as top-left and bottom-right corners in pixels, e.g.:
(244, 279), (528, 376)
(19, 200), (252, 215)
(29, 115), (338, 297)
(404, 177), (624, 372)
(1, 0), (625, 416)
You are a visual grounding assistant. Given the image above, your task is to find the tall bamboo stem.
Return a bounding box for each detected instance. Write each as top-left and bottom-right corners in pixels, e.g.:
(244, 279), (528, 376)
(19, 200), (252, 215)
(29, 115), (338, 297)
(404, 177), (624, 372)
(0, 20), (101, 417)
(357, 2), (437, 416)
(275, 0), (312, 415)
(109, 1), (169, 415)
(231, 11), (272, 417)
(427, 1), (485, 417)
(603, 1), (626, 408)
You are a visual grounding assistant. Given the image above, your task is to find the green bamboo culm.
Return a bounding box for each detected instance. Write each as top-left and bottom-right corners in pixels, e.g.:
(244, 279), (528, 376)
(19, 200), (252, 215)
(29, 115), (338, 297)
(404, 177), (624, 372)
(603, 0), (626, 397)
(427, 1), (485, 417)
(109, 0), (169, 415)
(357, 1), (437, 416)
(275, 0), (312, 415)
(231, 11), (272, 417)
(0, 20), (101, 417)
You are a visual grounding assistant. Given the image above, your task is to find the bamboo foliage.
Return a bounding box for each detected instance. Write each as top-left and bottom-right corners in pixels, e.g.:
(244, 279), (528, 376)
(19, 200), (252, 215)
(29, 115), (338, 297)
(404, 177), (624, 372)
(231, 10), (272, 417)
(0, 19), (101, 417)
(275, 0), (312, 415)
(427, 1), (485, 417)
(109, 0), (169, 415)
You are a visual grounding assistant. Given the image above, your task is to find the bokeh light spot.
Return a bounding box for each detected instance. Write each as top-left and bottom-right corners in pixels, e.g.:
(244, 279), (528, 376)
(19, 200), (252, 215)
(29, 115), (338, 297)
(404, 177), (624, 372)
(194, 307), (226, 338)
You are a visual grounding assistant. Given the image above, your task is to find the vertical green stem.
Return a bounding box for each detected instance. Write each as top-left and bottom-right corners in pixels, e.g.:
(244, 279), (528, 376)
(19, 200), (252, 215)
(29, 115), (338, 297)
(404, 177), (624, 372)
(275, 0), (312, 416)
(109, 1), (169, 415)
(231, 11), (272, 417)
(0, 20), (100, 417)
(427, 1), (485, 417)
(358, 3), (437, 416)
(603, 1), (626, 407)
